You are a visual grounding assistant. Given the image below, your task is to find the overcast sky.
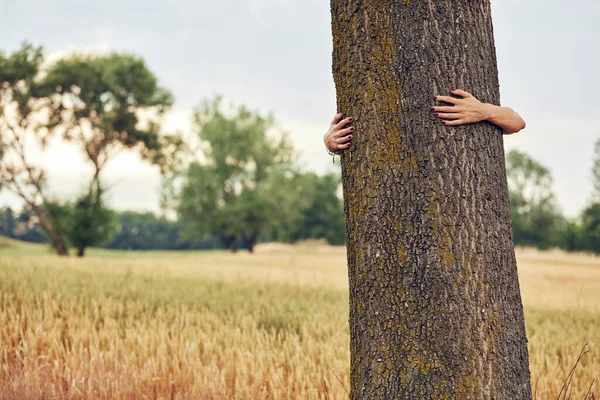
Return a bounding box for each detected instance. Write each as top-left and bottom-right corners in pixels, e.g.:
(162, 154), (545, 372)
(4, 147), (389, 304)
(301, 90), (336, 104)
(1, 0), (598, 217)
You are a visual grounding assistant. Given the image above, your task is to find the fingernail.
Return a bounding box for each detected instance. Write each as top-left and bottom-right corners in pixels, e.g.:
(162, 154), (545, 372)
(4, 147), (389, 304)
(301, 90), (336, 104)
(450, 88), (455, 91)
(349, 118), (353, 121)
(351, 127), (355, 131)
(430, 107), (435, 111)
(433, 96), (437, 100)
(349, 135), (353, 139)
(435, 113), (439, 117)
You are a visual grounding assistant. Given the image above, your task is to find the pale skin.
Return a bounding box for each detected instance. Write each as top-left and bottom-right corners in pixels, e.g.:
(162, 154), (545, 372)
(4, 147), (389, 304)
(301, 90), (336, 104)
(324, 88), (526, 154)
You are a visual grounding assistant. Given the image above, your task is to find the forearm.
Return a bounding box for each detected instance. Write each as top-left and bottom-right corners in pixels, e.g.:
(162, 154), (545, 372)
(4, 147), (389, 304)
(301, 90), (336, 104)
(482, 103), (526, 135)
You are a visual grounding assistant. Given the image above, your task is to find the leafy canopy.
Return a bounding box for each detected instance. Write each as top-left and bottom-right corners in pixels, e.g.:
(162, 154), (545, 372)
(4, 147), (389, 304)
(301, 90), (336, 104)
(177, 96), (296, 250)
(42, 52), (178, 175)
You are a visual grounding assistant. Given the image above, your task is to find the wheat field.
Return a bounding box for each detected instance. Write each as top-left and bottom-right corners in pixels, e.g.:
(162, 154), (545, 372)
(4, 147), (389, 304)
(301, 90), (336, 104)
(0, 240), (599, 399)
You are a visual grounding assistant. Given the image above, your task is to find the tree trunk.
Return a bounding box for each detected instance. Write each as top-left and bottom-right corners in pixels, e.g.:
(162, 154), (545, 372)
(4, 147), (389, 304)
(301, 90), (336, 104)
(77, 247), (85, 257)
(331, 1), (532, 399)
(47, 229), (69, 256)
(224, 236), (238, 253)
(245, 235), (257, 253)
(30, 202), (69, 256)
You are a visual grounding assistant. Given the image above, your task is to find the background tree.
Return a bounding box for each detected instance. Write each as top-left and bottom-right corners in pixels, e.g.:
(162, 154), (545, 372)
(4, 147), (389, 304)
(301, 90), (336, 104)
(579, 203), (600, 253)
(562, 221), (584, 252)
(0, 205), (49, 244)
(1, 47), (181, 256)
(67, 186), (115, 257)
(43, 53), (177, 182)
(573, 139), (600, 254)
(177, 96), (295, 252)
(106, 211), (180, 250)
(506, 149), (564, 249)
(39, 187), (115, 257)
(39, 52), (179, 256)
(331, 1), (532, 398)
(0, 207), (17, 238)
(269, 171), (346, 245)
(0, 44), (68, 254)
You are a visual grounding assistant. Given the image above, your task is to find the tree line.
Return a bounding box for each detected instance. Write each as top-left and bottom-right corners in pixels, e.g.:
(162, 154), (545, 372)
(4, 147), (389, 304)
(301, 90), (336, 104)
(0, 43), (598, 255)
(507, 145), (600, 253)
(0, 204), (344, 251)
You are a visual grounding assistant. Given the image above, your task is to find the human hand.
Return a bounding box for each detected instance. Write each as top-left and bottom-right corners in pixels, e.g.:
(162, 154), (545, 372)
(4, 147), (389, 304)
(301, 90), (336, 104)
(432, 89), (492, 126)
(324, 113), (354, 153)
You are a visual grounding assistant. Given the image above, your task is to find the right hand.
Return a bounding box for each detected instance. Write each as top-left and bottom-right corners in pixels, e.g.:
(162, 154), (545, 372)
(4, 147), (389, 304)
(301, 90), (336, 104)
(324, 113), (355, 153)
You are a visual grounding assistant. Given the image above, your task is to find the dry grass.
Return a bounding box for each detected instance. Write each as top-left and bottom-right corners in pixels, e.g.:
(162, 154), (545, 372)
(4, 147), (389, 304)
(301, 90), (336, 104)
(0, 244), (598, 399)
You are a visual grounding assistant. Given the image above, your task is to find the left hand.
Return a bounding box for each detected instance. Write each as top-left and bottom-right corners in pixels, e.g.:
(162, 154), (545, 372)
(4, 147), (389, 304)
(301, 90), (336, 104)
(432, 89), (491, 126)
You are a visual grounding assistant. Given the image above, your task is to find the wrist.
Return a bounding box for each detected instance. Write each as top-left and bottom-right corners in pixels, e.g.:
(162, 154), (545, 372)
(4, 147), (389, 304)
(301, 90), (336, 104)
(326, 146), (340, 156)
(326, 146), (340, 164)
(482, 103), (498, 121)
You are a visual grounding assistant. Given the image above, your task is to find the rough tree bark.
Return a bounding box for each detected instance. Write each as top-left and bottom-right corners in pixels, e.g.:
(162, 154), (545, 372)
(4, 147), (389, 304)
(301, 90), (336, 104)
(331, 1), (532, 399)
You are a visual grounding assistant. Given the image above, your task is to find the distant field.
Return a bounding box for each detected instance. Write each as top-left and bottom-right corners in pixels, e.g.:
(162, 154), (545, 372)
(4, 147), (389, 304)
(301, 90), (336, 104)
(0, 238), (599, 399)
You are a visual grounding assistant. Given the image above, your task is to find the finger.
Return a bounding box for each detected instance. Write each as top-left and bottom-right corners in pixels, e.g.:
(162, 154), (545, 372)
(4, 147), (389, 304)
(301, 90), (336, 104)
(435, 95), (460, 105)
(432, 106), (458, 113)
(331, 113), (344, 125)
(335, 116), (353, 129)
(436, 112), (461, 120)
(337, 142), (352, 150)
(336, 127), (355, 137)
(336, 134), (353, 144)
(450, 89), (473, 98)
(443, 119), (467, 126)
